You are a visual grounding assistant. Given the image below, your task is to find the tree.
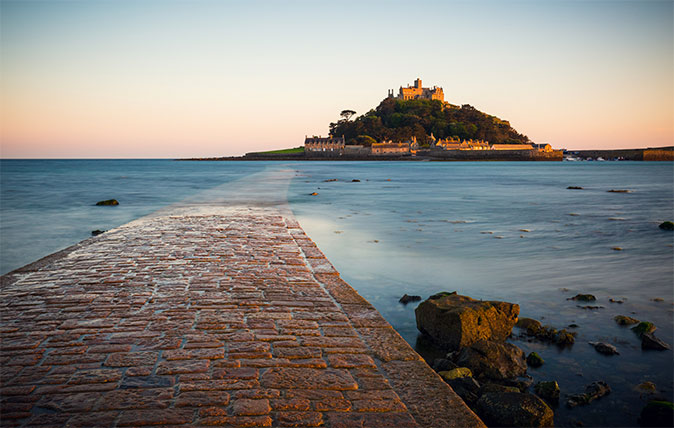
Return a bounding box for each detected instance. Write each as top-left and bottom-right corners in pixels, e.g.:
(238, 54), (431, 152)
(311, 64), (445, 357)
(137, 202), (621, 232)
(340, 109), (356, 121)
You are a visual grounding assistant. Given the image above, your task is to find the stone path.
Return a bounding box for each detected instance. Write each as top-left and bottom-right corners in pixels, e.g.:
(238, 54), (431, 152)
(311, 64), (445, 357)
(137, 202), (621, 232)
(0, 169), (483, 427)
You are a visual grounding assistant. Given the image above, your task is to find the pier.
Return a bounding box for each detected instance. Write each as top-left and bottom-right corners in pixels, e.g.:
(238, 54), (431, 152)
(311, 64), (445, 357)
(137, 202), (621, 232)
(0, 169), (483, 427)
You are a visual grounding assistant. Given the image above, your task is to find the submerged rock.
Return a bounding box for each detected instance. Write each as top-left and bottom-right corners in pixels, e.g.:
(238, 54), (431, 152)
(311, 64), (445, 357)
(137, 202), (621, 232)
(588, 342), (619, 355)
(535, 381), (561, 403)
(399, 294), (421, 304)
(445, 376), (481, 407)
(658, 221), (674, 231)
(639, 401), (674, 427)
(476, 392), (554, 428)
(566, 381), (611, 408)
(641, 332), (671, 351)
(432, 358), (458, 372)
(351, 179), (360, 182)
(438, 367), (473, 381)
(415, 293), (519, 350)
(567, 186), (584, 190)
(632, 322), (656, 337)
(456, 340), (527, 381)
(516, 318), (543, 336)
(323, 178), (338, 182)
(614, 315), (640, 326)
(95, 199), (119, 206)
(607, 189), (631, 193)
(567, 294), (596, 302)
(527, 352), (544, 367)
(91, 230), (105, 236)
(309, 192), (318, 196)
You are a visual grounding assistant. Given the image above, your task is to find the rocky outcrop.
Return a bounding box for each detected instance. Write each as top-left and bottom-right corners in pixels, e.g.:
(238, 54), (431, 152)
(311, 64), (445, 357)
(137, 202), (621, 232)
(95, 199), (119, 206)
(639, 400), (673, 427)
(415, 292), (519, 350)
(589, 342), (619, 355)
(659, 221), (674, 231)
(632, 322), (656, 337)
(476, 392), (554, 427)
(456, 340), (527, 381)
(641, 333), (671, 351)
(566, 381), (611, 408)
(534, 381), (560, 403)
(614, 315), (639, 326)
(527, 352), (544, 367)
(567, 294), (596, 302)
(515, 318), (576, 346)
(399, 294), (421, 304)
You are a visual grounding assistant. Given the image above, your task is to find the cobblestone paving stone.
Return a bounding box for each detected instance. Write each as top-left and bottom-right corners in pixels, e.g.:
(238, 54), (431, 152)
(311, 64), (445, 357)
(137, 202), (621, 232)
(1, 170), (484, 427)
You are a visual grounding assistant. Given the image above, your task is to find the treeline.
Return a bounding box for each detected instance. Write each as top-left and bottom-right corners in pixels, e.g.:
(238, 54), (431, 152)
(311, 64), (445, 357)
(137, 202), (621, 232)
(329, 98), (530, 147)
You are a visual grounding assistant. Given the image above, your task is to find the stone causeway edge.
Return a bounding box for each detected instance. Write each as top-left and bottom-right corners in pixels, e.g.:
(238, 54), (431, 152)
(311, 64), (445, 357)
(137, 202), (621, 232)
(0, 208), (484, 428)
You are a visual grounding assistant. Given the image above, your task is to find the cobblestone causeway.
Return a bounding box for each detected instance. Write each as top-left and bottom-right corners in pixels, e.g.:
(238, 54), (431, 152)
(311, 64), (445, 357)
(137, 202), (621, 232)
(1, 169), (483, 427)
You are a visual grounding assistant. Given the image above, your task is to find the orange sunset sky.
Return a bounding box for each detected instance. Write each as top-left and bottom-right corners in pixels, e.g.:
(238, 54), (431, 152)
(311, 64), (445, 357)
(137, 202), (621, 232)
(1, 0), (672, 158)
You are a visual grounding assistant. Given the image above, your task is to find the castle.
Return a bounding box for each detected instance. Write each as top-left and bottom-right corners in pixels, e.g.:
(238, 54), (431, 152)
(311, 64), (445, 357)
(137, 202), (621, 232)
(388, 78), (444, 102)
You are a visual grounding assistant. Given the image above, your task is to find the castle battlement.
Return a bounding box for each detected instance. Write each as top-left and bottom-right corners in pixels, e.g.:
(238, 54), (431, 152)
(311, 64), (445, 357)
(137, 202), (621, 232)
(388, 78), (444, 102)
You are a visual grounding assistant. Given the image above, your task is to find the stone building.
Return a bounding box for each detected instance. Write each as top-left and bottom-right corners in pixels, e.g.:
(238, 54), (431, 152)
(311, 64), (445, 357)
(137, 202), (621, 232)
(371, 141), (411, 155)
(491, 144), (533, 150)
(533, 143), (553, 153)
(304, 135), (345, 153)
(435, 137), (490, 150)
(388, 78), (444, 102)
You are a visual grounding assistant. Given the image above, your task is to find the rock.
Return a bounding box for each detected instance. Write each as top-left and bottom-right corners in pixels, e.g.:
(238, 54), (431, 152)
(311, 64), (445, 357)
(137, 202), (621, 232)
(500, 375), (535, 392)
(615, 315), (639, 325)
(535, 381), (560, 403)
(566, 381), (611, 408)
(658, 221), (674, 231)
(553, 329), (576, 345)
(632, 321), (656, 337)
(310, 192), (318, 196)
(612, 247), (623, 251)
(456, 340), (527, 381)
(527, 352), (544, 367)
(641, 333), (671, 351)
(636, 382), (657, 392)
(607, 189), (631, 193)
(323, 178), (338, 182)
(639, 401), (673, 427)
(651, 297), (664, 302)
(476, 392), (554, 428)
(588, 342), (619, 355)
(432, 358), (458, 372)
(95, 199), (119, 206)
(91, 230), (105, 236)
(351, 179), (360, 182)
(399, 294), (421, 304)
(577, 305), (603, 310)
(415, 293), (519, 350)
(516, 318), (543, 336)
(481, 383), (521, 394)
(438, 367), (473, 381)
(567, 186), (584, 190)
(446, 376), (481, 407)
(567, 294), (596, 302)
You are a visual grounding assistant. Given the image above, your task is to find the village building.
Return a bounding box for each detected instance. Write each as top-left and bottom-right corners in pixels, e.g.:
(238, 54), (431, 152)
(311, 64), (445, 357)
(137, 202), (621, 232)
(371, 141), (411, 155)
(388, 78), (444, 102)
(304, 135), (345, 153)
(533, 143), (553, 152)
(435, 137), (490, 150)
(491, 144), (534, 150)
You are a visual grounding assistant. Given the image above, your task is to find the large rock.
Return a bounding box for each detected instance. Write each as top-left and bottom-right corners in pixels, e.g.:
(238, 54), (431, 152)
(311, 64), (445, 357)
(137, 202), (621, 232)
(445, 376), (481, 407)
(641, 333), (671, 351)
(415, 292), (519, 349)
(639, 400), (673, 427)
(456, 340), (527, 381)
(476, 392), (554, 427)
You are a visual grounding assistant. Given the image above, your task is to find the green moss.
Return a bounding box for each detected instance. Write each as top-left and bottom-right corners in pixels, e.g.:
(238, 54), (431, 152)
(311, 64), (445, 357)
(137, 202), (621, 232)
(632, 321), (656, 337)
(527, 352), (544, 367)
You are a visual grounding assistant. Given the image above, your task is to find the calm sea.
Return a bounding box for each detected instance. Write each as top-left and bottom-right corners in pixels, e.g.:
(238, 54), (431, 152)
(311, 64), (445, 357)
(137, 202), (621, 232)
(1, 159), (673, 427)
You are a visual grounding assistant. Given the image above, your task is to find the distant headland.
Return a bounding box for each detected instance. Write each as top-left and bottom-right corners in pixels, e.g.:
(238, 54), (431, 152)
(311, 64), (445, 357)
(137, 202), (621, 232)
(182, 78), (673, 162)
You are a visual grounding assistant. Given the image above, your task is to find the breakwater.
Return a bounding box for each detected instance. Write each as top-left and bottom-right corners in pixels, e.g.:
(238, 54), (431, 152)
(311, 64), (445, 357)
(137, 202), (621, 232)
(0, 170), (483, 428)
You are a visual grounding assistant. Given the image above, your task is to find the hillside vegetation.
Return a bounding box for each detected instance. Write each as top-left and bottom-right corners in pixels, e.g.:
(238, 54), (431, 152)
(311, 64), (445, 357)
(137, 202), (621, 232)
(329, 98), (530, 147)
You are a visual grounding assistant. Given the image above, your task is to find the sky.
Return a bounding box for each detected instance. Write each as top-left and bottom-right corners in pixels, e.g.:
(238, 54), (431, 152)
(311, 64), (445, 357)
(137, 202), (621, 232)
(1, 0), (672, 158)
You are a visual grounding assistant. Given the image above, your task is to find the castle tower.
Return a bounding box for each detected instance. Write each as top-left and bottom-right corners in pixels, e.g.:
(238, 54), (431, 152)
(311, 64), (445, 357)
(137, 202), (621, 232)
(414, 78), (422, 89)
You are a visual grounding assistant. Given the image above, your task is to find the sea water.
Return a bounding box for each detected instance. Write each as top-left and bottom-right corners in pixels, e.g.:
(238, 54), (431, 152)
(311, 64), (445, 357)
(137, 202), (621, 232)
(1, 159), (673, 427)
(289, 161), (674, 427)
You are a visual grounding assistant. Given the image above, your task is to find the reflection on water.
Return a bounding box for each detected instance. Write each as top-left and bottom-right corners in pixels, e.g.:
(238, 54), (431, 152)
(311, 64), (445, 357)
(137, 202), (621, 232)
(290, 161), (673, 427)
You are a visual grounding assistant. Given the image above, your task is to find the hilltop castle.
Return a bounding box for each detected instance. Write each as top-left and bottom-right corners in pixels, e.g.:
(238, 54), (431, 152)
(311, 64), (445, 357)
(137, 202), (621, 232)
(388, 78), (444, 102)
